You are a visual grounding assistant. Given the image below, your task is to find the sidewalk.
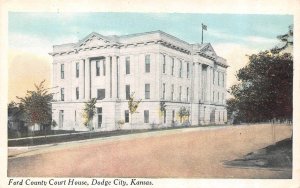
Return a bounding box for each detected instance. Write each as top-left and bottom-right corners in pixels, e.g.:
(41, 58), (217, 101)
(8, 124), (233, 158)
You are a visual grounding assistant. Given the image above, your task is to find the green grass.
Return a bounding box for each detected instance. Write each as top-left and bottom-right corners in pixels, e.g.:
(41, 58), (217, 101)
(8, 123), (227, 147)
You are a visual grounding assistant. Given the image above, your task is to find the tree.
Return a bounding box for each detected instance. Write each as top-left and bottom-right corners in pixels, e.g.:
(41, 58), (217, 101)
(17, 80), (54, 132)
(228, 25), (293, 123)
(272, 25), (293, 53)
(82, 98), (97, 131)
(178, 106), (190, 124)
(128, 92), (141, 131)
(229, 51), (293, 122)
(159, 101), (167, 124)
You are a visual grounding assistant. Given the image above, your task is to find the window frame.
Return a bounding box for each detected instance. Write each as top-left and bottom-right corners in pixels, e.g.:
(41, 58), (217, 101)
(179, 86), (182, 101)
(187, 87), (189, 102)
(96, 60), (100, 76)
(61, 64), (64, 79)
(145, 83), (150, 99)
(162, 83), (166, 100)
(97, 107), (102, 128)
(145, 54), (150, 73)
(144, 110), (149, 123)
(126, 57), (130, 74)
(76, 62), (79, 78)
(171, 58), (174, 76)
(103, 60), (106, 76)
(76, 87), (79, 100)
(61, 88), (64, 101)
(162, 55), (166, 74)
(126, 85), (130, 100)
(125, 110), (129, 123)
(179, 60), (182, 78)
(97, 89), (106, 100)
(187, 62), (189, 78)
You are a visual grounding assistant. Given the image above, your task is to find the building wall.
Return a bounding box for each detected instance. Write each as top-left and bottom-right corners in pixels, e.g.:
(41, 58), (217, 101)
(51, 32), (228, 131)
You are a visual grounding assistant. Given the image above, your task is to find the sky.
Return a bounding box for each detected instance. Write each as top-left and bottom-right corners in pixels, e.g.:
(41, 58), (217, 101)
(8, 12), (293, 102)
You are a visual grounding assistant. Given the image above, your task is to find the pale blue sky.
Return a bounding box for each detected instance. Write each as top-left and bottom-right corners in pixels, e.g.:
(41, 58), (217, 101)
(7, 12), (293, 94)
(9, 12), (293, 49)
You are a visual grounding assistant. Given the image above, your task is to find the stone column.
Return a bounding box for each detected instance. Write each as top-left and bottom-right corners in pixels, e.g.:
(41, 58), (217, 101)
(198, 63), (202, 102)
(105, 56), (111, 99)
(80, 59), (85, 100)
(111, 56), (117, 99)
(84, 58), (90, 100)
(206, 66), (211, 103)
(210, 66), (214, 103)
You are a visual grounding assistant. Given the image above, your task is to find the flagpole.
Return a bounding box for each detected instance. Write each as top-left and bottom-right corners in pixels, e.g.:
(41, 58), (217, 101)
(201, 23), (203, 44)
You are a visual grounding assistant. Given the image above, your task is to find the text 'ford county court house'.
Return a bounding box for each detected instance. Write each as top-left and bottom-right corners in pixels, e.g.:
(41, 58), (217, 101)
(49, 30), (228, 131)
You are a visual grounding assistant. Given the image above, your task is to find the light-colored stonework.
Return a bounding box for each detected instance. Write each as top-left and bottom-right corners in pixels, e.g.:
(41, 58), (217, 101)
(49, 30), (228, 131)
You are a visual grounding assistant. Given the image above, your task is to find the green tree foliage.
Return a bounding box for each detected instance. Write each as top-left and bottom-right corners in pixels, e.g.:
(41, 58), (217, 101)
(128, 92), (141, 130)
(128, 92), (141, 116)
(17, 80), (54, 128)
(82, 98), (97, 130)
(229, 51), (293, 122)
(272, 25), (293, 53)
(160, 101), (166, 113)
(8, 101), (25, 120)
(178, 106), (190, 123)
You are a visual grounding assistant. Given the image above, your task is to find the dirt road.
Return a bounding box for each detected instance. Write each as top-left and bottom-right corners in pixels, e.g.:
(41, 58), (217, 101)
(8, 124), (292, 178)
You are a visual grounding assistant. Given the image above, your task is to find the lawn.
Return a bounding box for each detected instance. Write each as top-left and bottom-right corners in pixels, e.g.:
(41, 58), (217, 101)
(8, 124), (228, 147)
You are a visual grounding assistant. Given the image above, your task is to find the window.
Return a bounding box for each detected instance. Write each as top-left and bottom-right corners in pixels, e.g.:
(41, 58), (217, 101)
(171, 84), (174, 101)
(126, 57), (130, 74)
(96, 61), (100, 76)
(172, 110), (175, 123)
(59, 110), (64, 128)
(61, 64), (64, 79)
(187, 87), (189, 102)
(61, 88), (64, 101)
(76, 87), (79, 100)
(97, 89), (105, 100)
(179, 86), (182, 101)
(218, 72), (220, 86)
(144, 110), (149, 123)
(103, 60), (106, 76)
(213, 91), (215, 102)
(145, 84), (150, 99)
(171, 58), (174, 75)
(125, 110), (129, 123)
(126, 85), (130, 100)
(163, 110), (166, 124)
(179, 61), (182, 77)
(162, 55), (166, 73)
(218, 92), (220, 103)
(97, 108), (102, 128)
(187, 63), (190, 78)
(76, 62), (79, 78)
(162, 83), (166, 100)
(145, 54), (150, 73)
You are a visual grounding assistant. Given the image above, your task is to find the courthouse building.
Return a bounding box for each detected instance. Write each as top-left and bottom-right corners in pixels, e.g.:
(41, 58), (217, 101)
(49, 30), (228, 131)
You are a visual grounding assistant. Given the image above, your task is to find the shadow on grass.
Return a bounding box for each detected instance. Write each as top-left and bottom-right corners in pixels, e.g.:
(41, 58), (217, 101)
(223, 138), (292, 170)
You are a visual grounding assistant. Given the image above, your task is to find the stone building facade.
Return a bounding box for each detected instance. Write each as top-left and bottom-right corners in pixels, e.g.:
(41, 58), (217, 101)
(49, 30), (228, 131)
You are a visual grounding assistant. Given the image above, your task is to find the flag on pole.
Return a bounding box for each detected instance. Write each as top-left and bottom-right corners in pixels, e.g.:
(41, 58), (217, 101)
(202, 23), (207, 31)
